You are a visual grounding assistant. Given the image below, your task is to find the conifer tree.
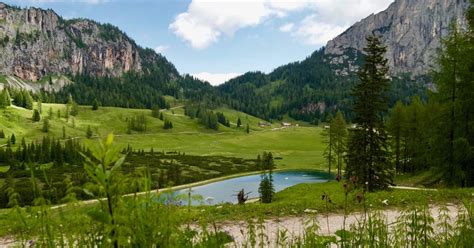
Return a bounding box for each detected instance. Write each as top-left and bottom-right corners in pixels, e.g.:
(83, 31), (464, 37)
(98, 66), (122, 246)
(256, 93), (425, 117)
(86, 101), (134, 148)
(331, 111), (348, 179)
(10, 134), (15, 145)
(32, 109), (41, 122)
(42, 118), (50, 133)
(237, 117), (242, 128)
(48, 107), (54, 120)
(246, 123), (250, 134)
(92, 99), (99, 111)
(0, 130), (5, 139)
(24, 91), (33, 110)
(387, 101), (405, 173)
(345, 35), (393, 191)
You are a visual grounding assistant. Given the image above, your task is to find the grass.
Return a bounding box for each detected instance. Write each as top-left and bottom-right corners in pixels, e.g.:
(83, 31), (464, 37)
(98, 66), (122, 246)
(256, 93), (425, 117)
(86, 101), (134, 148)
(1, 179), (472, 238)
(183, 181), (474, 222)
(0, 103), (326, 170)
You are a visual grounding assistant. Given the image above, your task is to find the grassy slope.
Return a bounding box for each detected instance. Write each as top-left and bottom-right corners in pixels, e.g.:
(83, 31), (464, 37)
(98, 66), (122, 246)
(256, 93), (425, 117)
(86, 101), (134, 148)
(0, 103), (326, 170)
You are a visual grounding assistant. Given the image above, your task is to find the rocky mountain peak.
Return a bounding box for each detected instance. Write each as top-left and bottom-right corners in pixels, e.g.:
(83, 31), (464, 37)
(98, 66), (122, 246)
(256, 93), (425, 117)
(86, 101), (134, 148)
(0, 2), (158, 82)
(325, 0), (470, 76)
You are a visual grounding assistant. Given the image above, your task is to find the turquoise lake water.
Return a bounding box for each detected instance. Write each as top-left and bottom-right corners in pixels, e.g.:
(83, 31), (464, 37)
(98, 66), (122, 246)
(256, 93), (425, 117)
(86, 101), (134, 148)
(170, 170), (330, 205)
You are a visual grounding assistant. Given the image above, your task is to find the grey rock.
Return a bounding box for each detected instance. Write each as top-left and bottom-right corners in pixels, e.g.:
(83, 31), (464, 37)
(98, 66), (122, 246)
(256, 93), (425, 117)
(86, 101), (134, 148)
(0, 3), (174, 82)
(325, 0), (470, 76)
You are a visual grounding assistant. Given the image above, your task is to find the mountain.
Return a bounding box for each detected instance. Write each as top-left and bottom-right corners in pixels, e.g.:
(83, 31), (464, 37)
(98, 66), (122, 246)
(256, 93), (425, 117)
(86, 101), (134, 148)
(325, 0), (470, 76)
(0, 2), (178, 83)
(219, 0), (470, 122)
(0, 2), (215, 109)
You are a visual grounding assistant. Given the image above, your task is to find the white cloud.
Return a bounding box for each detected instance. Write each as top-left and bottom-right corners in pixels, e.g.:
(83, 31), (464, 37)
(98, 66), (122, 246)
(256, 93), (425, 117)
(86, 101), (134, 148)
(171, 0), (394, 49)
(312, 0), (394, 26)
(279, 23), (294, 33)
(170, 0), (271, 49)
(154, 45), (170, 54)
(192, 72), (242, 86)
(292, 15), (347, 46)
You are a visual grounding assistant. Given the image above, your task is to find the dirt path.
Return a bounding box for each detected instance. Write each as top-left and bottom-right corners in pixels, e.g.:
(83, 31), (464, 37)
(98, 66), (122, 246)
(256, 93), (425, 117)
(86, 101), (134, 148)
(0, 204), (463, 247)
(213, 204), (461, 247)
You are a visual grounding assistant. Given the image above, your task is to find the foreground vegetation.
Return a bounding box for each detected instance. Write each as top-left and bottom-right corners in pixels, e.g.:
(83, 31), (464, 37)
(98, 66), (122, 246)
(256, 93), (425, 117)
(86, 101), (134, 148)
(0, 140), (472, 246)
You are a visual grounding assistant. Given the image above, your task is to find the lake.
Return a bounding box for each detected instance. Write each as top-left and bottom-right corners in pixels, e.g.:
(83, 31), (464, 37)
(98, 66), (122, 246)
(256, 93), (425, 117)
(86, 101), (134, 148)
(171, 170), (330, 205)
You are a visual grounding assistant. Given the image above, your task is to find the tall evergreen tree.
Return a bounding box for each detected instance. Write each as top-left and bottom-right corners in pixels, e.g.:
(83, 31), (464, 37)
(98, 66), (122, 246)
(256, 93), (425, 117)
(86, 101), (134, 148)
(32, 109), (41, 122)
(345, 35), (393, 191)
(387, 101), (405, 173)
(237, 117), (242, 128)
(331, 111), (348, 179)
(432, 19), (474, 186)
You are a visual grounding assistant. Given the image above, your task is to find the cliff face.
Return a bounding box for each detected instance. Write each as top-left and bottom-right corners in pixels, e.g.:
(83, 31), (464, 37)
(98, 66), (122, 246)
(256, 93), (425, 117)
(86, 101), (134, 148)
(0, 2), (164, 82)
(325, 0), (470, 76)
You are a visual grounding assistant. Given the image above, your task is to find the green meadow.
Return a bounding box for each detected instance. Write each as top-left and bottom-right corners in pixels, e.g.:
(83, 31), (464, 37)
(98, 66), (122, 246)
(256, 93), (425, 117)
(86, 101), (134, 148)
(0, 103), (326, 170)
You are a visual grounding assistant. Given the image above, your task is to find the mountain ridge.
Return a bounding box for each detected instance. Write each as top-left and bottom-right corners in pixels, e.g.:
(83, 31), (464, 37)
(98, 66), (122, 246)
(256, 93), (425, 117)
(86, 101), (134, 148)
(0, 2), (179, 82)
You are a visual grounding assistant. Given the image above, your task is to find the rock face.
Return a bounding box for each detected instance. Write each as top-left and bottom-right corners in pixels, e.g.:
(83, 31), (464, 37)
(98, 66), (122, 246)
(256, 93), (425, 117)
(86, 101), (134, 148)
(0, 2), (172, 82)
(325, 0), (470, 76)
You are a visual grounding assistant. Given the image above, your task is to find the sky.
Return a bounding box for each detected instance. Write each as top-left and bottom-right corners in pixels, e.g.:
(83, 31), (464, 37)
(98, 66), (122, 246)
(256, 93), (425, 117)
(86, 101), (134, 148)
(4, 0), (394, 85)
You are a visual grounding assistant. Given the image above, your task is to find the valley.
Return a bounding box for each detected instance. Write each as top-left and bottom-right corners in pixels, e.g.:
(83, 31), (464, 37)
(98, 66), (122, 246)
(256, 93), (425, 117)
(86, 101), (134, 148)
(0, 0), (473, 247)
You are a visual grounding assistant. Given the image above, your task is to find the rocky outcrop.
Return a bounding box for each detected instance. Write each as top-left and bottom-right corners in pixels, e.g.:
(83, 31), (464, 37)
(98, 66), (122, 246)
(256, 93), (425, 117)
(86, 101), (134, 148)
(0, 2), (176, 82)
(325, 0), (470, 76)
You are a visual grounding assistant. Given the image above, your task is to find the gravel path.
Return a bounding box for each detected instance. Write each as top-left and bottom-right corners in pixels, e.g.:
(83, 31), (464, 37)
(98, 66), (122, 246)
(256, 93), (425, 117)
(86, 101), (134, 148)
(213, 204), (461, 247)
(0, 204), (463, 247)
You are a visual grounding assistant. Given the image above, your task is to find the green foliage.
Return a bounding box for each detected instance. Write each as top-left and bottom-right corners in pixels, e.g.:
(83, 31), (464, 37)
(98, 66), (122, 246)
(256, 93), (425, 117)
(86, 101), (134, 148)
(237, 117), (242, 128)
(92, 99), (99, 110)
(345, 35), (393, 191)
(86, 125), (93, 139)
(163, 119), (173, 130)
(151, 105), (160, 118)
(184, 105), (220, 130)
(0, 130), (5, 139)
(42, 118), (49, 133)
(10, 133), (15, 145)
(0, 89), (11, 108)
(32, 109), (41, 122)
(127, 114), (147, 132)
(258, 152), (275, 203)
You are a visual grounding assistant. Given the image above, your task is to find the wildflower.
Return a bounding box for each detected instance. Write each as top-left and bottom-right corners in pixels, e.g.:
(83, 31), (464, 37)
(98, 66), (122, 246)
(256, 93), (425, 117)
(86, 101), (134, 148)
(382, 199), (388, 206)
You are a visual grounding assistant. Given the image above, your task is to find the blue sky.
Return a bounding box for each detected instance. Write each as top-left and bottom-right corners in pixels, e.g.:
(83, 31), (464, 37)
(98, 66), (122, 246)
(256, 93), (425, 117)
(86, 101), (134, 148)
(4, 0), (394, 85)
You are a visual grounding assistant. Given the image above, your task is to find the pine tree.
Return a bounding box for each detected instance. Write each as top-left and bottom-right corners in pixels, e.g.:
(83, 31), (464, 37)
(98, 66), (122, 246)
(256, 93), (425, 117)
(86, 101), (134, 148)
(70, 102), (79, 116)
(62, 126), (66, 139)
(246, 123), (250, 134)
(387, 101), (405, 174)
(151, 105), (160, 118)
(432, 19), (474, 186)
(237, 117), (242, 128)
(92, 99), (99, 111)
(10, 134), (15, 145)
(0, 130), (5, 139)
(331, 111), (348, 179)
(42, 118), (50, 133)
(258, 152), (275, 203)
(37, 99), (42, 114)
(345, 35), (393, 191)
(32, 109), (41, 122)
(48, 107), (54, 120)
(23, 91), (33, 110)
(322, 123), (335, 180)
